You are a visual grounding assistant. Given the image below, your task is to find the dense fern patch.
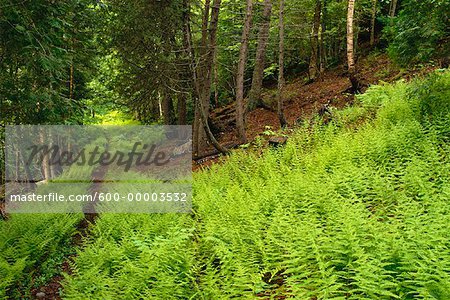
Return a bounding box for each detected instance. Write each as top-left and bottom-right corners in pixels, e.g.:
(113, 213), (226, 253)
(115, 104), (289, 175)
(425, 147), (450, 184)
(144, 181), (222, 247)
(0, 213), (82, 299)
(0, 167), (94, 298)
(62, 71), (450, 299)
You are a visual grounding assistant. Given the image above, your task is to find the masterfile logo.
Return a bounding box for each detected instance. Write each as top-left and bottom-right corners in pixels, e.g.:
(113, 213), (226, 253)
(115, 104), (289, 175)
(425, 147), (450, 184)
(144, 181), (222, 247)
(5, 125), (192, 214)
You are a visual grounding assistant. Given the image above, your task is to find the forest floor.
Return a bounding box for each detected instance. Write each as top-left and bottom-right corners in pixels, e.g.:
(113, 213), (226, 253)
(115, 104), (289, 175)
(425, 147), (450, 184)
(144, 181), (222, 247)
(4, 53), (442, 300)
(196, 53), (438, 169)
(30, 165), (109, 300)
(59, 70), (449, 298)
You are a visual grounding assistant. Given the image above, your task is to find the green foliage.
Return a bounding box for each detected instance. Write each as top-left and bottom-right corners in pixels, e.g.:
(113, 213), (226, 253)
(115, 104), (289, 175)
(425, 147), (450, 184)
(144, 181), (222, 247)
(0, 213), (81, 299)
(100, 0), (190, 124)
(0, 0), (98, 125)
(63, 71), (450, 298)
(191, 71), (450, 298)
(386, 0), (450, 65)
(63, 214), (196, 299)
(89, 110), (141, 125)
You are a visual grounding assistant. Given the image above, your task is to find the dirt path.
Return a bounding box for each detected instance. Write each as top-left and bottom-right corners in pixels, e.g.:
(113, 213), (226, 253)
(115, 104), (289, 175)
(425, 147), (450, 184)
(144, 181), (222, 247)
(30, 151), (110, 299)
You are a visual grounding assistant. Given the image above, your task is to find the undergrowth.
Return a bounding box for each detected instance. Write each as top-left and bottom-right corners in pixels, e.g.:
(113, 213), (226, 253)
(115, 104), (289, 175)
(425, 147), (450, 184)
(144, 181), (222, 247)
(0, 157), (96, 298)
(61, 70), (449, 299)
(0, 213), (82, 299)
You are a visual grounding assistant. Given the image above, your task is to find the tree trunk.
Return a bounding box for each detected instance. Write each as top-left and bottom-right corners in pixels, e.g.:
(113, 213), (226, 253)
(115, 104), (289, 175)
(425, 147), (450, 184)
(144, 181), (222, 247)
(196, 96), (229, 155)
(389, 0), (398, 25)
(193, 104), (200, 155)
(193, 0), (211, 156)
(235, 0), (254, 143)
(194, 0), (229, 155)
(354, 24), (359, 62)
(370, 0), (377, 46)
(69, 64), (74, 100)
(39, 131), (51, 182)
(162, 91), (174, 125)
(319, 0), (327, 75)
(177, 1), (192, 126)
(309, 0), (322, 81)
(181, 0), (199, 151)
(346, 0), (359, 92)
(277, 0), (287, 128)
(15, 150), (20, 183)
(177, 94), (187, 125)
(214, 48), (219, 108)
(247, 0), (272, 111)
(19, 149), (34, 186)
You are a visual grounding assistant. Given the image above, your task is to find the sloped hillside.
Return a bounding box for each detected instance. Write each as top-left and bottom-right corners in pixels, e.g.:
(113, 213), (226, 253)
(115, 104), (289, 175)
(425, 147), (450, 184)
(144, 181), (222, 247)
(62, 70), (450, 299)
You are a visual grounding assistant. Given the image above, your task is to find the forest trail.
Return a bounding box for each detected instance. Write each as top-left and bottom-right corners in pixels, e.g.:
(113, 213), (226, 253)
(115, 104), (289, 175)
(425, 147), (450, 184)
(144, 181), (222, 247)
(197, 54), (437, 168)
(30, 162), (110, 300)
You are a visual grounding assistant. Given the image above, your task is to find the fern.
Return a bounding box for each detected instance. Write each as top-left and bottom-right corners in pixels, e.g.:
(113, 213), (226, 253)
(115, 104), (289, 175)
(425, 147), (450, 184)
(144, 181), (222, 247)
(59, 70), (450, 299)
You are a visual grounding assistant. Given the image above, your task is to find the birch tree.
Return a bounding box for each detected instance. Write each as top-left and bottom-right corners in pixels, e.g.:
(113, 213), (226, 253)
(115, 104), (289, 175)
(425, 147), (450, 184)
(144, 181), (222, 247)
(346, 0), (359, 92)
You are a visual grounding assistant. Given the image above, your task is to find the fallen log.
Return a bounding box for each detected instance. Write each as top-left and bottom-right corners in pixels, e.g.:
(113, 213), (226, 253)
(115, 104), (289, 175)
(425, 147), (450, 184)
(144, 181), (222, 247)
(193, 142), (240, 161)
(210, 98), (276, 131)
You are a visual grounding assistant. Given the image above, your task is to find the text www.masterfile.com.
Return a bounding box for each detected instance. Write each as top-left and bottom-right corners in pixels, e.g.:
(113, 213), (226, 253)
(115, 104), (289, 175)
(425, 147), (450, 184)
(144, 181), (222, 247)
(8, 192), (188, 202)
